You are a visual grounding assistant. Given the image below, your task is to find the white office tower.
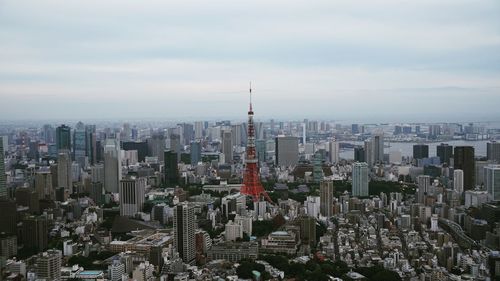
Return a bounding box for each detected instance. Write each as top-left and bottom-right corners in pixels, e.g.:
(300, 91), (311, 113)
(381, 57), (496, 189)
(222, 130), (233, 164)
(320, 181), (334, 218)
(485, 164), (500, 201)
(225, 220), (243, 241)
(254, 200), (267, 218)
(194, 121), (204, 140)
(453, 169), (464, 194)
(304, 196), (320, 218)
(329, 140), (339, 164)
(119, 177), (146, 217)
(302, 123), (306, 144)
(57, 149), (72, 195)
(132, 261), (154, 281)
(352, 162), (369, 197)
(417, 175), (431, 204)
(108, 260), (125, 281)
(36, 250), (62, 281)
(173, 202), (195, 264)
(234, 215), (253, 235)
(104, 139), (122, 193)
(430, 214), (439, 231)
(464, 190), (489, 208)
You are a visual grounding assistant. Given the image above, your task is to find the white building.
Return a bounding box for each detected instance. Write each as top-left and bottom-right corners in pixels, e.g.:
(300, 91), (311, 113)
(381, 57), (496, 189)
(485, 164), (500, 201)
(352, 162), (369, 197)
(225, 220), (243, 241)
(454, 169), (464, 194)
(329, 140), (339, 164)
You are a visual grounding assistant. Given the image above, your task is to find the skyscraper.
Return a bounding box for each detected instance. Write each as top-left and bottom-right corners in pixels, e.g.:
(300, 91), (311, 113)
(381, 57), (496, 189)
(319, 181), (334, 218)
(275, 136), (299, 167)
(437, 143), (453, 165)
(352, 162), (369, 197)
(57, 149), (72, 197)
(0, 141), (6, 198)
(417, 175), (431, 204)
(190, 141), (201, 166)
(194, 121), (204, 140)
(255, 139), (266, 164)
(329, 140), (339, 164)
(364, 140), (374, 167)
(104, 139), (121, 193)
(222, 130), (233, 164)
(73, 121), (87, 168)
(454, 146), (475, 190)
(173, 202), (195, 264)
(373, 133), (384, 164)
(354, 146), (365, 163)
(164, 150), (179, 186)
(413, 144), (429, 160)
(119, 177), (146, 217)
(147, 133), (165, 162)
(22, 216), (48, 252)
(487, 141), (500, 163)
(485, 164), (500, 202)
(56, 124), (71, 151)
(454, 169), (464, 194)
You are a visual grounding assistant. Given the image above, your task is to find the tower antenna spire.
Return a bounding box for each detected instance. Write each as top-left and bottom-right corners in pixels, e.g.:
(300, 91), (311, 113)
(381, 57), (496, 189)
(249, 81), (252, 111)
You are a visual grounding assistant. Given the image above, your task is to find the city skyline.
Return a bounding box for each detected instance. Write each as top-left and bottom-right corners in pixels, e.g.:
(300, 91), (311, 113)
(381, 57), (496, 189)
(1, 0), (500, 120)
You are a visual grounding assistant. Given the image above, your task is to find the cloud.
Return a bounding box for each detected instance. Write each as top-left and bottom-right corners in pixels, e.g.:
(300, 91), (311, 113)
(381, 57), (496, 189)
(0, 0), (499, 120)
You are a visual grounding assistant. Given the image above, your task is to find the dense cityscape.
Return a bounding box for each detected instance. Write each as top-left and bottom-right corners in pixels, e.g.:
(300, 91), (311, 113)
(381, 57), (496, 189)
(0, 94), (499, 281)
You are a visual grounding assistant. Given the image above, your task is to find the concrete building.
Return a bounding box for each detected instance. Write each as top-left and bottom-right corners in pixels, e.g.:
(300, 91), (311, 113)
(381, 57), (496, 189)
(0, 141), (6, 198)
(104, 139), (122, 193)
(174, 202), (195, 264)
(225, 220), (243, 242)
(487, 141), (500, 163)
(329, 140), (339, 164)
(352, 162), (369, 197)
(275, 136), (299, 167)
(454, 146), (475, 190)
(485, 164), (500, 201)
(222, 130), (233, 164)
(57, 149), (72, 196)
(36, 250), (62, 281)
(320, 181), (334, 218)
(119, 177), (146, 217)
(454, 169), (464, 194)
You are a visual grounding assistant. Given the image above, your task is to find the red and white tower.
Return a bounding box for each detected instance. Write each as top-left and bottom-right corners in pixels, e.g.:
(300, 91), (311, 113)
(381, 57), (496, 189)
(241, 84), (273, 203)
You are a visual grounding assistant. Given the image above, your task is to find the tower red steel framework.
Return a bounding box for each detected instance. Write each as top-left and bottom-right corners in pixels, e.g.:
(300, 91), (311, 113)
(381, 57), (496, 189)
(241, 84), (273, 203)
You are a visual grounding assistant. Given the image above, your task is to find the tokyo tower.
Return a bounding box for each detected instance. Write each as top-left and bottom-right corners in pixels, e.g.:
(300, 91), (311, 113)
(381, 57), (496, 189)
(240, 83), (273, 203)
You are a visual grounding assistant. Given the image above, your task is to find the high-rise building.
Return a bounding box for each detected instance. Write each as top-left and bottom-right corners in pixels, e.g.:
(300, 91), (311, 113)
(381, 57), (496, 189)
(275, 136), (299, 167)
(36, 250), (62, 281)
(222, 130), (233, 164)
(373, 134), (384, 164)
(351, 124), (359, 134)
(413, 144), (429, 160)
(299, 215), (316, 246)
(0, 141), (6, 198)
(231, 124), (243, 147)
(417, 175), (431, 204)
(147, 133), (165, 162)
(319, 181), (334, 218)
(454, 169), (464, 194)
(190, 141), (201, 166)
(104, 139), (121, 193)
(354, 146), (365, 163)
(329, 140), (339, 164)
(487, 141), (500, 163)
(485, 164), (500, 202)
(364, 140), (374, 167)
(164, 150), (179, 186)
(122, 141), (148, 162)
(352, 162), (369, 197)
(108, 260), (125, 281)
(85, 125), (97, 165)
(194, 121), (204, 140)
(73, 121), (87, 167)
(454, 146), (475, 190)
(0, 199), (17, 235)
(22, 216), (48, 252)
(255, 139), (266, 164)
(225, 220), (243, 242)
(173, 202), (195, 264)
(35, 171), (53, 200)
(437, 143), (453, 165)
(57, 149), (72, 197)
(56, 124), (71, 151)
(119, 177), (146, 217)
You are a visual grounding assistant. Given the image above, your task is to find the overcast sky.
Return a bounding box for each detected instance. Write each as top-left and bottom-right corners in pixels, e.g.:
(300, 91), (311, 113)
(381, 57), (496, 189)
(1, 0), (499, 122)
